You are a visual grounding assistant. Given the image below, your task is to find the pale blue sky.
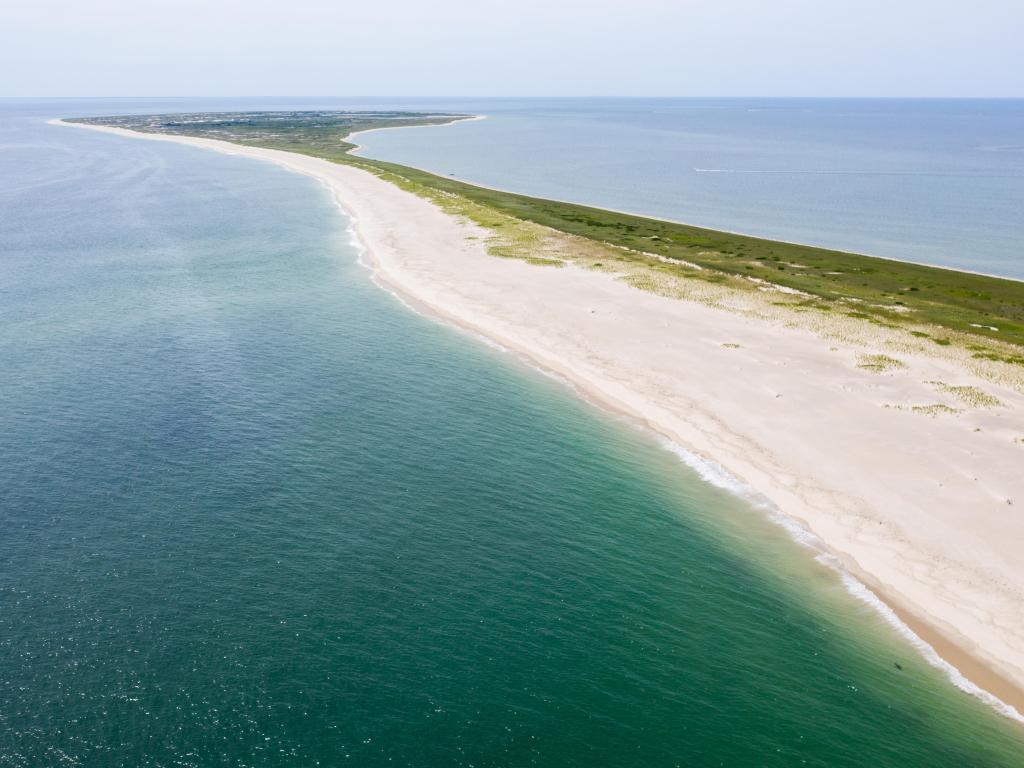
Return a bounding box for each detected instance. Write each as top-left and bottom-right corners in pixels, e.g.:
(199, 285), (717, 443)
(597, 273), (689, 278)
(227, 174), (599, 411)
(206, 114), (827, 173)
(3, 0), (1022, 97)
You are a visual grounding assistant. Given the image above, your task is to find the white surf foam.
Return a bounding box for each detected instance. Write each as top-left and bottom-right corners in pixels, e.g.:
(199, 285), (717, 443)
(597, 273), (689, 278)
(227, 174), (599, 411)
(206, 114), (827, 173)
(657, 436), (1024, 724)
(829, 559), (1024, 724)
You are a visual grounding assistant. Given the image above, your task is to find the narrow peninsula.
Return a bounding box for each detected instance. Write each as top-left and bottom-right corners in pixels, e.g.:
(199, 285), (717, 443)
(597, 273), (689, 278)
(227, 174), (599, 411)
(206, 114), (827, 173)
(61, 112), (1024, 721)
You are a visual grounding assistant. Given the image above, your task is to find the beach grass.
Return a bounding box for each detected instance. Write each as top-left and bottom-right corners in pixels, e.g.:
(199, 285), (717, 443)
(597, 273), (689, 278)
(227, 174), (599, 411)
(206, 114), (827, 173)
(857, 354), (907, 373)
(927, 382), (1004, 408)
(68, 111), (1024, 354)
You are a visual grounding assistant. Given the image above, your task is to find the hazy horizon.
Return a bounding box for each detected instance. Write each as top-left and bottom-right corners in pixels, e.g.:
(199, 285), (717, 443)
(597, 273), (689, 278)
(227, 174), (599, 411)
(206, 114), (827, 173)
(6, 95), (1024, 101)
(3, 0), (1022, 98)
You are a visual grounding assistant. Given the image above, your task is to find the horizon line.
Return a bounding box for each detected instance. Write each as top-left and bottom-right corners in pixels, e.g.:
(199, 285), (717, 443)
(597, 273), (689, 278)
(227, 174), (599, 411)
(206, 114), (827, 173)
(5, 94), (1024, 101)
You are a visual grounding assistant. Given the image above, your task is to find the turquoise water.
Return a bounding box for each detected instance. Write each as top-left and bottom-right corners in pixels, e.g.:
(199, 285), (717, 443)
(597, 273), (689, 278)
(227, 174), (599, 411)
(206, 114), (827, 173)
(3, 101), (1024, 766)
(353, 98), (1024, 279)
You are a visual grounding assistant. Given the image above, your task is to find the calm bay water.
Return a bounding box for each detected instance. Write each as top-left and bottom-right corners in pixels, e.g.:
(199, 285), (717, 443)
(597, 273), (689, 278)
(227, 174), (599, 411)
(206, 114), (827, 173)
(353, 98), (1024, 279)
(2, 100), (1024, 766)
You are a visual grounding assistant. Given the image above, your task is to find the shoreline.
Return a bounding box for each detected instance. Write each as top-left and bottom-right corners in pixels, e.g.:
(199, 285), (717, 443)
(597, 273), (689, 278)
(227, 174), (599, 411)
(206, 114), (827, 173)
(344, 113), (487, 146)
(54, 118), (1024, 723)
(348, 215), (1024, 719)
(351, 197), (1024, 722)
(347, 117), (1024, 285)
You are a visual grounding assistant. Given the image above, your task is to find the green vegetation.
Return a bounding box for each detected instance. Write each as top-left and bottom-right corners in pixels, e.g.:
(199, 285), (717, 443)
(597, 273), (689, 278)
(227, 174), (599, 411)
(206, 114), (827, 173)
(927, 382), (1003, 408)
(857, 354), (907, 373)
(69, 111), (1024, 353)
(911, 404), (961, 417)
(70, 111), (464, 156)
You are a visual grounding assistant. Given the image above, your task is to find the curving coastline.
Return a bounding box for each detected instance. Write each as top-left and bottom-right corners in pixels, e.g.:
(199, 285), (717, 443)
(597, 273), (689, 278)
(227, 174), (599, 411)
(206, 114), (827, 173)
(54, 117), (1024, 723)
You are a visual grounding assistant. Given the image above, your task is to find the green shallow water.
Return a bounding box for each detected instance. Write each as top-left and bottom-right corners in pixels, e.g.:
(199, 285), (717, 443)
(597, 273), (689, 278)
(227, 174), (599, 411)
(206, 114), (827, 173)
(2, 104), (1024, 766)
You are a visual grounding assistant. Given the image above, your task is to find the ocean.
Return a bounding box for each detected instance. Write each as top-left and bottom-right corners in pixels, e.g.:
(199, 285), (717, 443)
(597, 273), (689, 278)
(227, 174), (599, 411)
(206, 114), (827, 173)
(2, 99), (1024, 766)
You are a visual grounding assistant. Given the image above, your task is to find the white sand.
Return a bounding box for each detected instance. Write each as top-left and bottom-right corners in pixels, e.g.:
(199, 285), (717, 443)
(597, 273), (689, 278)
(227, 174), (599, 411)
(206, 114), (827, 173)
(57, 120), (1024, 718)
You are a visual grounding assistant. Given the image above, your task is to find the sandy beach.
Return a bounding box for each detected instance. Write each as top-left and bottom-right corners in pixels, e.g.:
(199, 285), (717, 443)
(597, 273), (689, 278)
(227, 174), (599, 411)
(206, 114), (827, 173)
(57, 119), (1024, 720)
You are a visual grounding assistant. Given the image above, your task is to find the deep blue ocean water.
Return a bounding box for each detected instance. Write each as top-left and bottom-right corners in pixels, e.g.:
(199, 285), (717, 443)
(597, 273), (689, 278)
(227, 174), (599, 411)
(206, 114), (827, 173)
(353, 98), (1024, 279)
(2, 99), (1024, 766)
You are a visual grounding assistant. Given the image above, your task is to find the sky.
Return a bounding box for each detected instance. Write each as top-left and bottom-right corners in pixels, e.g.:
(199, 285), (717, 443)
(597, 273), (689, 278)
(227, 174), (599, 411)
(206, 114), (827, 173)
(2, 0), (1022, 97)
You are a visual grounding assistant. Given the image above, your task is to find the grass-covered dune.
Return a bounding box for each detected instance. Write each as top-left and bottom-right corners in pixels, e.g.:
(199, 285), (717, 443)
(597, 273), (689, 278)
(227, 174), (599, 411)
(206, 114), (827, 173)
(70, 112), (1024, 355)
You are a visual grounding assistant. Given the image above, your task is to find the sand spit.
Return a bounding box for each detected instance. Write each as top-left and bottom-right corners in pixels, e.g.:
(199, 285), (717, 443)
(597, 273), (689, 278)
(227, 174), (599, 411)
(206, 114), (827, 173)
(56, 119), (1024, 721)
